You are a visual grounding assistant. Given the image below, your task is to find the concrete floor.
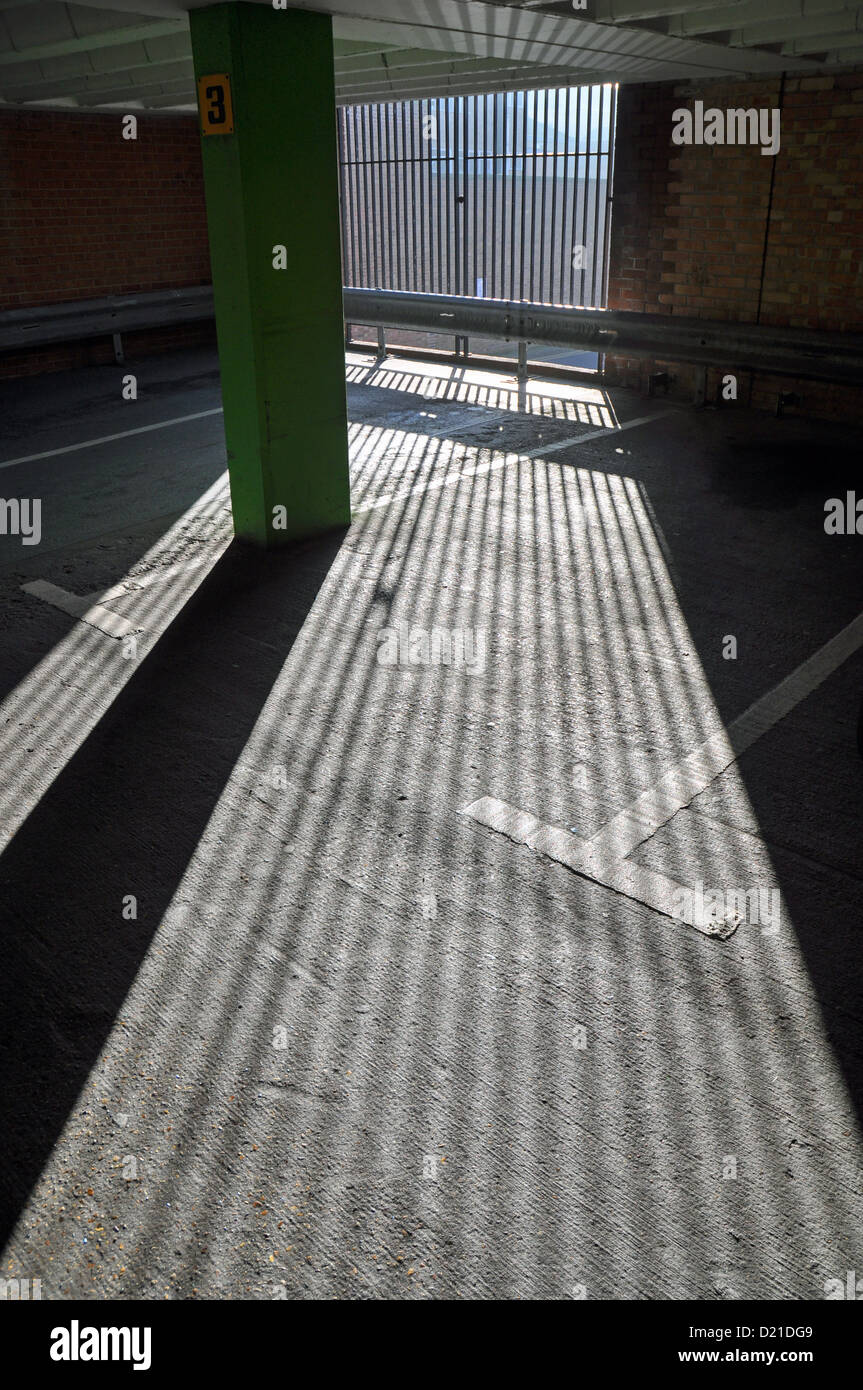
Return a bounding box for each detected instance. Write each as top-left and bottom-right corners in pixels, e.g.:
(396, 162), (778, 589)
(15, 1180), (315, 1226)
(0, 346), (861, 1299)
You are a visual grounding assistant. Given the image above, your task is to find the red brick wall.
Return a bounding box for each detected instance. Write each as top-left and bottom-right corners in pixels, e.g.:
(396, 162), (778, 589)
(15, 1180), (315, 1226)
(5, 87), (863, 414)
(607, 70), (863, 421)
(0, 110), (213, 378)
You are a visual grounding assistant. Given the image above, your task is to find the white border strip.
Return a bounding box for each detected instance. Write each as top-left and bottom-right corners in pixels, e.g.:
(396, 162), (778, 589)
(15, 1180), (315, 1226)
(355, 411), (672, 515)
(586, 608), (863, 862)
(463, 608), (863, 933)
(0, 408), (224, 472)
(461, 795), (737, 938)
(21, 579), (139, 639)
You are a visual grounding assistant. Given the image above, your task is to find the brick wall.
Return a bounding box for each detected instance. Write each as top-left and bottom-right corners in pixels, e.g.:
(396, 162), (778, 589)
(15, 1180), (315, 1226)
(0, 110), (214, 378)
(607, 70), (863, 421)
(4, 87), (863, 415)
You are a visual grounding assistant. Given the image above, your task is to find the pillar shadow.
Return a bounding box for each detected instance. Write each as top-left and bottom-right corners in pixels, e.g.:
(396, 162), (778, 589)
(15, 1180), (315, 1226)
(0, 530), (345, 1248)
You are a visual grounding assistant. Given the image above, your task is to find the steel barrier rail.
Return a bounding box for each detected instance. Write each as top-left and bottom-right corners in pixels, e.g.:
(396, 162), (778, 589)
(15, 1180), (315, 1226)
(3, 285), (863, 390)
(342, 288), (863, 389)
(0, 286), (215, 354)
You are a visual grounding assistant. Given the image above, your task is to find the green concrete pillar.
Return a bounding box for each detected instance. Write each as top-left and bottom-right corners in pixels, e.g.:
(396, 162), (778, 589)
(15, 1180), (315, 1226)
(190, 2), (351, 545)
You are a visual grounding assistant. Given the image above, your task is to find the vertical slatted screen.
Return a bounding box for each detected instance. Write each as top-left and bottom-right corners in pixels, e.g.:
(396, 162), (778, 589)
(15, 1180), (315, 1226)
(338, 85), (617, 310)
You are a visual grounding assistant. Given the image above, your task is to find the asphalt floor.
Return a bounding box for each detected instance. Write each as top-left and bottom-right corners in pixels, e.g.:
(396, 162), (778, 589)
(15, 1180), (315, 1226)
(0, 345), (861, 1298)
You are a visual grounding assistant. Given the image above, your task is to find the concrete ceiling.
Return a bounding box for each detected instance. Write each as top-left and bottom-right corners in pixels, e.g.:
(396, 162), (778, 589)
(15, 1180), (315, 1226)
(1, 0), (861, 114)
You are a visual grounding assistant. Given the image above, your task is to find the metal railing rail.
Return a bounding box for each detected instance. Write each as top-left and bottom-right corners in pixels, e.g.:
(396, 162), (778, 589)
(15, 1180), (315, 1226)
(343, 288), (863, 389)
(3, 286), (863, 390)
(0, 286), (215, 360)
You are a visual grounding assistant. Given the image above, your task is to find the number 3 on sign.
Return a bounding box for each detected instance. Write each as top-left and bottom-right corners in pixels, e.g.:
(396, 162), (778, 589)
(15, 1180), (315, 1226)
(197, 74), (234, 135)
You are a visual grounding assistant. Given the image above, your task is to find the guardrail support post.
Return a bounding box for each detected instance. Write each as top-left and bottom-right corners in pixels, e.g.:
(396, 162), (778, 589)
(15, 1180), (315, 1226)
(648, 370), (671, 398)
(190, 2), (350, 546)
(776, 390), (801, 419)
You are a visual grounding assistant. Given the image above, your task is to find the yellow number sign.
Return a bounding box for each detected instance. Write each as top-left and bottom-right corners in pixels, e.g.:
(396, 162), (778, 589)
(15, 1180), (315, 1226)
(197, 74), (234, 135)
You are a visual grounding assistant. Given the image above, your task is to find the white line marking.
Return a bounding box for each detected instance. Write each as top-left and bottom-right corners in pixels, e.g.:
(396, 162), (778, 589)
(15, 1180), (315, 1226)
(355, 451), (513, 514)
(0, 385), (663, 481)
(0, 408), (224, 471)
(529, 412), (671, 456)
(355, 411), (671, 515)
(22, 579), (139, 639)
(423, 405), (520, 436)
(2, 473), (233, 852)
(586, 607), (863, 862)
(461, 795), (737, 937)
(463, 609), (863, 933)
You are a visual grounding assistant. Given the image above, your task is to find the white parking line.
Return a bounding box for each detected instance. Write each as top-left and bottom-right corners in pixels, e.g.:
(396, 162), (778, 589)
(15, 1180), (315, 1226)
(461, 795), (739, 938)
(463, 608), (863, 935)
(585, 607), (863, 863)
(21, 579), (140, 639)
(355, 411), (672, 514)
(0, 408), (224, 471)
(0, 390), (665, 482)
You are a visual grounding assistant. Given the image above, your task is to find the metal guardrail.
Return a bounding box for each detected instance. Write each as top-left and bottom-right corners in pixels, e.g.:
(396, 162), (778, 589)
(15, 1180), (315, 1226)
(0, 286), (215, 358)
(343, 289), (863, 389)
(3, 284), (863, 391)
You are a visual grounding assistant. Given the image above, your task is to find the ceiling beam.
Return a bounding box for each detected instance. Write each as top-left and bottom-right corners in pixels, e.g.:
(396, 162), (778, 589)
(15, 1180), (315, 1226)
(338, 57), (563, 90)
(825, 40), (863, 57)
(668, 0), (863, 39)
(334, 46), (508, 73)
(51, 0), (184, 16)
(0, 43), (189, 88)
(0, 0), (843, 116)
(328, 5), (818, 79)
(0, 18), (187, 67)
(727, 10), (863, 47)
(31, 0), (820, 75)
(587, 0), (747, 19)
(53, 72), (192, 104)
(782, 24), (863, 52)
(1, 56), (192, 102)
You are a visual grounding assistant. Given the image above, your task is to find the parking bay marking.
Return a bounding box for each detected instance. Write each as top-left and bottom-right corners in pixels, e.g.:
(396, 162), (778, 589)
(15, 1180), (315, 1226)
(463, 608), (863, 936)
(355, 411), (672, 514)
(21, 579), (140, 640)
(20, 559), (211, 639)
